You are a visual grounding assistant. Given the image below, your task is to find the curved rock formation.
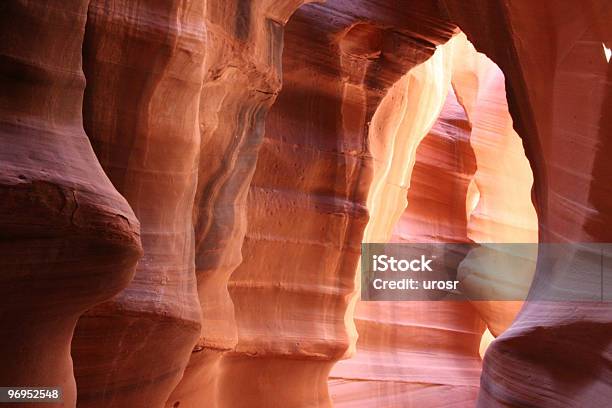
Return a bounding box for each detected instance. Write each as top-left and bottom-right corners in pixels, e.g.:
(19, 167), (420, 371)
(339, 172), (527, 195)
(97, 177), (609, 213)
(0, 1), (610, 408)
(451, 35), (538, 338)
(331, 32), (539, 407)
(0, 1), (142, 406)
(70, 2), (206, 407)
(219, 2), (456, 407)
(330, 42), (480, 408)
(167, 2), (319, 407)
(439, 3), (612, 406)
(390, 86), (475, 244)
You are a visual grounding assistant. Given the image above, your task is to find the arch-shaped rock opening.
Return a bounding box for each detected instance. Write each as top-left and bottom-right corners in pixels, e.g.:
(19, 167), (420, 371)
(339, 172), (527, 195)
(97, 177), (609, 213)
(212, 2), (457, 407)
(329, 32), (538, 407)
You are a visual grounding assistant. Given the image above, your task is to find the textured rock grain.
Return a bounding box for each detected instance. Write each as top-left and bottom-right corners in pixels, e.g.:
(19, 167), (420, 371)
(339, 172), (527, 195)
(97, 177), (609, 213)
(224, 2), (456, 407)
(330, 33), (539, 408)
(0, 1), (142, 407)
(439, 3), (612, 406)
(167, 2), (320, 407)
(71, 1), (205, 407)
(0, 1), (610, 408)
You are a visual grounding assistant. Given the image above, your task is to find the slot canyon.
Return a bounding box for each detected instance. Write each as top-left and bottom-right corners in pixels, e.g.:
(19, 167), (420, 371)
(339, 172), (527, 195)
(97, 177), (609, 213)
(0, 1), (610, 408)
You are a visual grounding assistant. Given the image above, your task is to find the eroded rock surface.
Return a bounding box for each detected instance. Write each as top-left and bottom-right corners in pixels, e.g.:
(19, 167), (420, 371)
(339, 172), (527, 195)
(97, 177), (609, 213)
(168, 2), (319, 407)
(330, 32), (540, 407)
(0, 1), (142, 407)
(220, 2), (456, 407)
(71, 2), (205, 407)
(0, 1), (610, 408)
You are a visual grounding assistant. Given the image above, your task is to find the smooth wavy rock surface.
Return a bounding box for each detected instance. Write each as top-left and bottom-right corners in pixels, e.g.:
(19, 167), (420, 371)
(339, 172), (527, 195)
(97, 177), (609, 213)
(70, 1), (205, 407)
(0, 1), (610, 408)
(330, 32), (540, 408)
(223, 2), (455, 407)
(0, 2), (142, 407)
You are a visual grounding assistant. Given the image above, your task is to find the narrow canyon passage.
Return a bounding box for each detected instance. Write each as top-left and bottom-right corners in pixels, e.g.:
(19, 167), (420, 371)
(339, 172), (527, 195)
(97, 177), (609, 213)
(330, 33), (538, 407)
(0, 1), (610, 408)
(212, 3), (457, 407)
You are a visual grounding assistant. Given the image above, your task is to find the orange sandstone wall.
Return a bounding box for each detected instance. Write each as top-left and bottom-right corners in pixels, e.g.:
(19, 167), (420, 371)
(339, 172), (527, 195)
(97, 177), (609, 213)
(0, 2), (142, 407)
(221, 2), (456, 407)
(0, 1), (610, 408)
(331, 82), (485, 408)
(71, 2), (206, 407)
(440, 2), (612, 405)
(168, 2), (319, 407)
(330, 33), (540, 408)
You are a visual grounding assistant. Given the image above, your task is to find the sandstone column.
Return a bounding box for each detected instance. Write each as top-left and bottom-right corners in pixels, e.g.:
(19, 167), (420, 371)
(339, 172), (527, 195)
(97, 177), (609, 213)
(167, 2), (318, 407)
(0, 1), (142, 407)
(72, 1), (206, 407)
(219, 2), (456, 407)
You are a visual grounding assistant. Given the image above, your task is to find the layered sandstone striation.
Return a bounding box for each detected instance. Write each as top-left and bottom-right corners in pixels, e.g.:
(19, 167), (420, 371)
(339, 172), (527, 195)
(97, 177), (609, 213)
(168, 1), (320, 407)
(71, 2), (206, 407)
(451, 36), (538, 338)
(0, 1), (610, 408)
(0, 1), (142, 407)
(330, 33), (539, 407)
(440, 3), (612, 406)
(219, 2), (456, 407)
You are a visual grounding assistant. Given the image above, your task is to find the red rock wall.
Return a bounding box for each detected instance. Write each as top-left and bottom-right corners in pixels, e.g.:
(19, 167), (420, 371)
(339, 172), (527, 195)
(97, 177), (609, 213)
(392, 87), (476, 244)
(167, 2), (318, 407)
(71, 2), (206, 407)
(331, 38), (479, 407)
(439, 2), (612, 405)
(330, 33), (540, 407)
(0, 1), (610, 407)
(451, 35), (538, 339)
(331, 83), (486, 407)
(219, 2), (456, 407)
(0, 2), (142, 407)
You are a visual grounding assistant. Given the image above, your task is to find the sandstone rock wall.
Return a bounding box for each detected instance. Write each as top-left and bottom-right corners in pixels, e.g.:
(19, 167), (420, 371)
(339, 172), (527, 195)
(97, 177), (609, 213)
(451, 36), (538, 339)
(439, 2), (612, 405)
(330, 32), (540, 407)
(168, 1), (318, 407)
(218, 2), (456, 407)
(0, 2), (142, 406)
(71, 1), (206, 406)
(0, 1), (610, 408)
